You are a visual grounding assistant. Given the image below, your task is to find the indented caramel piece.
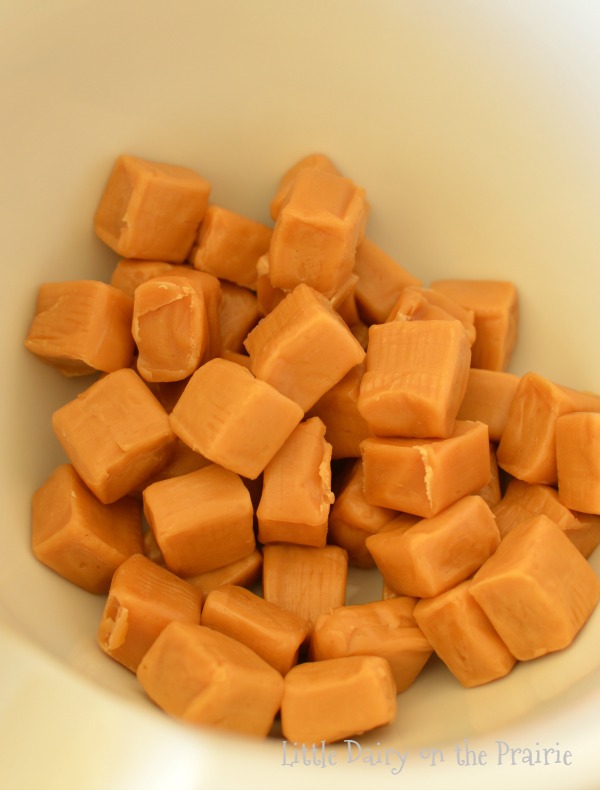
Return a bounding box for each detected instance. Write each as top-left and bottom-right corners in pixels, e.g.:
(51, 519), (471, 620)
(358, 319), (471, 439)
(327, 458), (397, 567)
(97, 553), (201, 672)
(257, 417), (334, 548)
(268, 168), (368, 297)
(31, 464), (143, 594)
(144, 269), (223, 362)
(137, 622), (284, 737)
(184, 550), (263, 600)
(361, 421), (491, 517)
(493, 478), (600, 558)
(169, 357), (303, 480)
(308, 363), (371, 459)
(269, 153), (341, 220)
(497, 373), (600, 485)
(311, 597), (432, 692)
(281, 656), (396, 745)
(94, 154), (211, 263)
(202, 585), (310, 675)
(24, 280), (134, 376)
(244, 284), (366, 412)
(366, 495), (500, 598)
(387, 285), (476, 346)
(457, 368), (520, 442)
(470, 515), (600, 661)
(430, 279), (518, 371)
(52, 368), (177, 504)
(188, 205), (272, 290)
(353, 238), (422, 325)
(414, 580), (517, 688)
(143, 464), (256, 577)
(556, 412), (600, 515)
(262, 544), (348, 631)
(110, 259), (177, 298)
(132, 278), (207, 382)
(218, 281), (261, 352)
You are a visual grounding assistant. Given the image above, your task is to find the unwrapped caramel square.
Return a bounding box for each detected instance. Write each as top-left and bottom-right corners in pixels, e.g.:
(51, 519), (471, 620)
(52, 368), (177, 503)
(94, 154), (211, 262)
(169, 357), (303, 480)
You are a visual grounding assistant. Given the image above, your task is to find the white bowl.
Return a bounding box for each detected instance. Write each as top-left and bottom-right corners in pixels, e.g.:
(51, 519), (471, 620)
(2, 2), (600, 788)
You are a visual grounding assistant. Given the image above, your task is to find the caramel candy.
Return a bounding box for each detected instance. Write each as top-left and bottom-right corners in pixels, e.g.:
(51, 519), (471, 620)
(97, 553), (201, 672)
(414, 580), (516, 687)
(257, 417), (334, 548)
(308, 363), (371, 460)
(52, 368), (177, 504)
(143, 464), (256, 577)
(353, 238), (421, 325)
(388, 285), (476, 346)
(361, 420), (491, 518)
(457, 368), (520, 442)
(32, 464), (142, 594)
(220, 349), (253, 369)
(430, 279), (518, 371)
(137, 439), (210, 490)
(202, 584), (310, 675)
(470, 515), (600, 661)
(244, 283), (366, 412)
(132, 278), (207, 382)
(169, 357), (303, 480)
(332, 273), (361, 326)
(137, 622), (284, 737)
(24, 280), (134, 376)
(556, 412), (600, 515)
(268, 167), (367, 297)
(110, 259), (177, 298)
(269, 153), (341, 220)
(358, 319), (471, 439)
(188, 205), (272, 290)
(493, 478), (600, 556)
(155, 269), (223, 362)
(262, 544), (348, 632)
(311, 597), (432, 692)
(184, 550), (263, 602)
(161, 266), (223, 362)
(218, 281), (261, 353)
(94, 154), (211, 262)
(497, 372), (600, 485)
(255, 254), (286, 316)
(281, 656), (396, 745)
(327, 458), (397, 567)
(366, 495), (500, 598)
(477, 444), (502, 508)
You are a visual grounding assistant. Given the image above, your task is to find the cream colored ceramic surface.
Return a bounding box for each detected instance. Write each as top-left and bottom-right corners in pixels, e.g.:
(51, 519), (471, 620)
(1, 1), (600, 788)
